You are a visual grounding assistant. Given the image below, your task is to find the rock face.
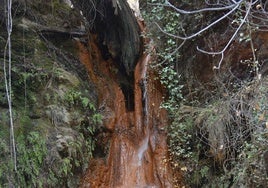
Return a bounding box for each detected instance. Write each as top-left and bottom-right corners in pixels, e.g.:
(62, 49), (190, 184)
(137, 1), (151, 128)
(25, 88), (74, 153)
(127, 0), (141, 17)
(69, 0), (176, 187)
(0, 1), (99, 187)
(71, 0), (141, 76)
(0, 0), (176, 187)
(71, 0), (142, 112)
(77, 31), (174, 188)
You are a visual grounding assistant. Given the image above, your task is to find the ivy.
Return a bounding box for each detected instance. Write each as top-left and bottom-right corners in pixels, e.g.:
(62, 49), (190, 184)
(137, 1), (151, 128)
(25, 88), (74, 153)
(159, 66), (184, 112)
(143, 0), (268, 187)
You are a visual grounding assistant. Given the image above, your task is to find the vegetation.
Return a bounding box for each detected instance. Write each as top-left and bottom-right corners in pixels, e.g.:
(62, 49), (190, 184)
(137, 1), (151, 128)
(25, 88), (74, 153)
(0, 0), (101, 187)
(1, 0), (267, 187)
(0, 46), (100, 187)
(143, 0), (268, 187)
(167, 83), (268, 187)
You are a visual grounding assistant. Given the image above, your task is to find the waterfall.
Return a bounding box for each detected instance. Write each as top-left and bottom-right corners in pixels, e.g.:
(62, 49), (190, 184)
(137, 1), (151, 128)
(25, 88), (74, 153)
(137, 53), (150, 166)
(137, 134), (149, 166)
(135, 53), (154, 188)
(142, 54), (150, 127)
(77, 28), (174, 188)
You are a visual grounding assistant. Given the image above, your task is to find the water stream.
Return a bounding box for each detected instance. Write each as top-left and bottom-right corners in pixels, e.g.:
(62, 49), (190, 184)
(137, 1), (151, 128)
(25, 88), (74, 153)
(77, 33), (174, 188)
(137, 51), (150, 172)
(137, 133), (149, 166)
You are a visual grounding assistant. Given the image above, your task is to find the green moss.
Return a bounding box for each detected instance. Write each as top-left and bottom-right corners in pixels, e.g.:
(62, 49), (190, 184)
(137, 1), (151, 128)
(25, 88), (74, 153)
(16, 131), (47, 187)
(0, 0), (99, 187)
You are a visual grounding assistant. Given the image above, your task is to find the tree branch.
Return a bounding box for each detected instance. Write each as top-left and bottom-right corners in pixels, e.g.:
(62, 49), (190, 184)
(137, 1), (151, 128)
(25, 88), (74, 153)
(197, 0), (253, 69)
(155, 2), (240, 40)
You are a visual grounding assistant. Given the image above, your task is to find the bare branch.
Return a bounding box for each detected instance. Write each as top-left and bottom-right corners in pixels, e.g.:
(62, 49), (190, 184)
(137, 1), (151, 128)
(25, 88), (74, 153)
(197, 0), (253, 69)
(149, 0), (238, 14)
(155, 2), (240, 40)
(165, 0), (238, 14)
(152, 0), (267, 70)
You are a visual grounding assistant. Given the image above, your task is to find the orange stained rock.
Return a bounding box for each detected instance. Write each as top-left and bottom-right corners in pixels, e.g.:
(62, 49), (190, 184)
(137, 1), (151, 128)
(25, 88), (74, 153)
(77, 33), (176, 187)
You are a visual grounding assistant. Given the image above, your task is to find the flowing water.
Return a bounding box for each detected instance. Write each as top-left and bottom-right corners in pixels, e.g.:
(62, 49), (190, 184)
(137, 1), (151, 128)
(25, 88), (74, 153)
(137, 133), (149, 166)
(77, 34), (174, 187)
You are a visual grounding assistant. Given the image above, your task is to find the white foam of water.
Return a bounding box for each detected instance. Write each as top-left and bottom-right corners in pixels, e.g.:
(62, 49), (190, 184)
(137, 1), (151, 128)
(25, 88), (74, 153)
(137, 134), (149, 166)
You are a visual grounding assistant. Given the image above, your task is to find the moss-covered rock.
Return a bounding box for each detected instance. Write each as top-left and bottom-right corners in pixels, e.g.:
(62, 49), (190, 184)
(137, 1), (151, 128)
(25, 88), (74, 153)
(0, 0), (100, 187)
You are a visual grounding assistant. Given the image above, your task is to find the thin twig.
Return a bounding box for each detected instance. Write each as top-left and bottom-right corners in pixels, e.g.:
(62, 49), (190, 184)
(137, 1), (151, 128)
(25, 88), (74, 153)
(155, 3), (240, 40)
(165, 0), (238, 14)
(197, 0), (253, 69)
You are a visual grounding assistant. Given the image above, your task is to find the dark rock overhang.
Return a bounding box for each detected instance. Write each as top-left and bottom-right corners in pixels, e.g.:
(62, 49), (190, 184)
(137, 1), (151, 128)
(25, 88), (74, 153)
(71, 0), (142, 76)
(70, 0), (142, 111)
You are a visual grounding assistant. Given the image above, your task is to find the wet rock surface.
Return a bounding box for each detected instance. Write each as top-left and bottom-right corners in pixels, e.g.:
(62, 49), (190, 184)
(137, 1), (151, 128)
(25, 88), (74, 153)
(77, 33), (175, 187)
